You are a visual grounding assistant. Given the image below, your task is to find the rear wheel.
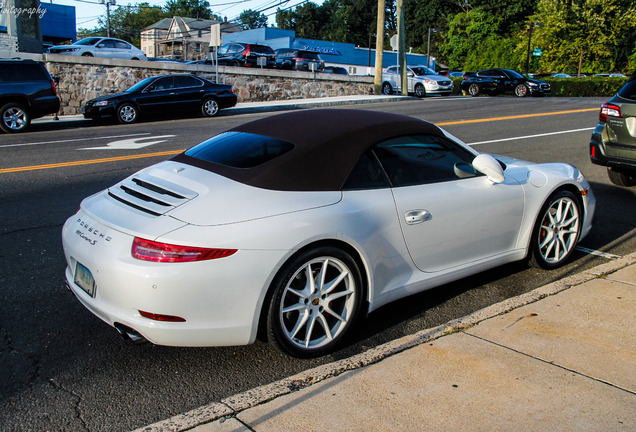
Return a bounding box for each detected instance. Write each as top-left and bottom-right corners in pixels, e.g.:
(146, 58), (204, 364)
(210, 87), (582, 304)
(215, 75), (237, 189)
(382, 82), (393, 95)
(201, 97), (220, 117)
(230, 60), (241, 67)
(468, 83), (480, 96)
(266, 247), (363, 358)
(528, 190), (581, 269)
(81, 52), (93, 57)
(0, 102), (30, 133)
(607, 167), (636, 187)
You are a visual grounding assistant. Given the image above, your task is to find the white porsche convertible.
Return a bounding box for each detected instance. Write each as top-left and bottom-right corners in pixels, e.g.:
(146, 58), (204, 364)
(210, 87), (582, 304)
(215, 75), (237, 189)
(62, 109), (595, 357)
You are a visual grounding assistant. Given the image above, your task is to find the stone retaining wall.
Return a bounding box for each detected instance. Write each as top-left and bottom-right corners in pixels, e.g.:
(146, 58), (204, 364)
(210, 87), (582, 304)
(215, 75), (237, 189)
(43, 54), (374, 115)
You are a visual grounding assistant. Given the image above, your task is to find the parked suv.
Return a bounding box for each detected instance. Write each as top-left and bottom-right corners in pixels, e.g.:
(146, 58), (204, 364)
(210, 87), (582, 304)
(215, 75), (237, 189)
(217, 43), (275, 68)
(589, 72), (636, 186)
(274, 49), (324, 71)
(0, 59), (60, 133)
(382, 65), (453, 97)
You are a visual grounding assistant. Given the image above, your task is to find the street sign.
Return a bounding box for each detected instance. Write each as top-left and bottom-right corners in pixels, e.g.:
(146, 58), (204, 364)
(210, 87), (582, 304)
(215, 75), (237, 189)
(532, 47), (542, 57)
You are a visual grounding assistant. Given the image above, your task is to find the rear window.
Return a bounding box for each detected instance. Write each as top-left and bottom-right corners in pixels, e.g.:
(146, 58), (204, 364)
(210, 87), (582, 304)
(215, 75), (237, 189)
(0, 63), (48, 82)
(184, 132), (294, 168)
(298, 51), (320, 60)
(249, 45), (274, 54)
(618, 80), (636, 100)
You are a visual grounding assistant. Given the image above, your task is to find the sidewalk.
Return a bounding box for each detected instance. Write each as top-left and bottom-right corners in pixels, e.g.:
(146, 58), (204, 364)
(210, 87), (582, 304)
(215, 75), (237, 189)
(136, 253), (636, 432)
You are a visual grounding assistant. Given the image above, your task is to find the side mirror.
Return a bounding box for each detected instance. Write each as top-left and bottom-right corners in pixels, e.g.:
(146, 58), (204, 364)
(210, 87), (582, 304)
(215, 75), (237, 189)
(473, 154), (505, 184)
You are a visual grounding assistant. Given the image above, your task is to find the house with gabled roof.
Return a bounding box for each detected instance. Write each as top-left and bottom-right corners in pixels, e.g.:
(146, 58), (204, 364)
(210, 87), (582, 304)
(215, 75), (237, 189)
(141, 16), (239, 60)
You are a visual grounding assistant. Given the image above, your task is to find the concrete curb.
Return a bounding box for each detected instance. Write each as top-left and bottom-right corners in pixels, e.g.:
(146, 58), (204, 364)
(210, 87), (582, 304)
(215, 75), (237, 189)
(133, 251), (636, 432)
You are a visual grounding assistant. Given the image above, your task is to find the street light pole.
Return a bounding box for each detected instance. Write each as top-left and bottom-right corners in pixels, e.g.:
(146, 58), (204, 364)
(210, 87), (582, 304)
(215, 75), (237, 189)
(427, 28), (439, 69)
(525, 22), (540, 76)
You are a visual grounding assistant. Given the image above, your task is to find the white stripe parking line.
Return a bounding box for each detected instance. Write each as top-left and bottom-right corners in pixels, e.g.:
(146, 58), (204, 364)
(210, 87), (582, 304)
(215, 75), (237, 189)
(576, 247), (621, 260)
(0, 133), (151, 149)
(467, 127), (595, 146)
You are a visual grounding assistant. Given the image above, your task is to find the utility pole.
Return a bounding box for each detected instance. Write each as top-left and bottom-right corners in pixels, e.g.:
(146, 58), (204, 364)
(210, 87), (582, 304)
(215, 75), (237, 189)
(373, 0), (385, 95)
(100, 0), (116, 37)
(396, 0), (407, 95)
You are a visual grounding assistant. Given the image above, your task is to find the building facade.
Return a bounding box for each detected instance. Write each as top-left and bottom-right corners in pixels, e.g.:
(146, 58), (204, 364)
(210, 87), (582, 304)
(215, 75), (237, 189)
(221, 28), (432, 75)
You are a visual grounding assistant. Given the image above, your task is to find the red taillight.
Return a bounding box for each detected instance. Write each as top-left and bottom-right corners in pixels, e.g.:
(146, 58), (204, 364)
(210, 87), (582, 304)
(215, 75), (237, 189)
(131, 237), (237, 263)
(590, 145), (596, 158)
(599, 102), (622, 122)
(139, 310), (186, 322)
(50, 79), (57, 96)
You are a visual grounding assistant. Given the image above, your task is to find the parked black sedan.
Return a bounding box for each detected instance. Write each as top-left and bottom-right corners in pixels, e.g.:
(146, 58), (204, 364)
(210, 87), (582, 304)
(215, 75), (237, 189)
(460, 69), (550, 97)
(82, 74), (237, 124)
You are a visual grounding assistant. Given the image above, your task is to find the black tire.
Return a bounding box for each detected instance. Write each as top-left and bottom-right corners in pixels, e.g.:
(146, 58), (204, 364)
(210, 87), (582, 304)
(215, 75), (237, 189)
(81, 52), (93, 57)
(0, 102), (31, 133)
(528, 190), (582, 269)
(116, 103), (138, 124)
(607, 167), (636, 187)
(468, 83), (480, 96)
(266, 246), (364, 358)
(382, 82), (393, 95)
(230, 60), (241, 67)
(201, 97), (220, 117)
(414, 83), (426, 98)
(515, 84), (529, 97)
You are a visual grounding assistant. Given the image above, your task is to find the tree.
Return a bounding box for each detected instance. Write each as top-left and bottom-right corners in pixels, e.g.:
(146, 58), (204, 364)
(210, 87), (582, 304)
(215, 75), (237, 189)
(165, 0), (213, 20)
(98, 3), (170, 45)
(237, 9), (268, 30)
(531, 0), (636, 73)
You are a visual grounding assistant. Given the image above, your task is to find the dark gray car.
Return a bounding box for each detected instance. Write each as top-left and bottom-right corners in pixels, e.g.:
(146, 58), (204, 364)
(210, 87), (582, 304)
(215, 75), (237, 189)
(589, 72), (636, 186)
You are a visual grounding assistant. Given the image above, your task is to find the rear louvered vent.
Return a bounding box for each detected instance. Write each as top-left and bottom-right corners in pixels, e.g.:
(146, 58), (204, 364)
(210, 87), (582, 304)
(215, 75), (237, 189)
(108, 173), (198, 216)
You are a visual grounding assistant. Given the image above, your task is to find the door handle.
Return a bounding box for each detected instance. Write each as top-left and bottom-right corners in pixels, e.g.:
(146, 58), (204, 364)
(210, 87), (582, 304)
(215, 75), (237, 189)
(405, 209), (432, 225)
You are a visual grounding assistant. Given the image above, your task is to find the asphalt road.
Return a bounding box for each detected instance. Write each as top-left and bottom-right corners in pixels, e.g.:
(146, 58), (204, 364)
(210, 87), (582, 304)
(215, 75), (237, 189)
(1, 96), (634, 432)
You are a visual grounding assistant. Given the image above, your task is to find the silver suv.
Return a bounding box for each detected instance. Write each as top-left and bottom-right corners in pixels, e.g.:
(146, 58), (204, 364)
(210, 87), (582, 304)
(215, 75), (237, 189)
(589, 72), (636, 186)
(381, 65), (453, 97)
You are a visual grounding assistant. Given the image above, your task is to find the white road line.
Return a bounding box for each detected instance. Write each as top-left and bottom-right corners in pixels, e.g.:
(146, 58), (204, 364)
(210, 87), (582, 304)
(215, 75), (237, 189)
(0, 133), (151, 149)
(467, 127), (595, 146)
(576, 246), (621, 260)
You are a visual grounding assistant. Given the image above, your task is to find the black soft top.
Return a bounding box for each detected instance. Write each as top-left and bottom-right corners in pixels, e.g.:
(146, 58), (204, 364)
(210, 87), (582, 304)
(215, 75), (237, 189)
(174, 109), (445, 191)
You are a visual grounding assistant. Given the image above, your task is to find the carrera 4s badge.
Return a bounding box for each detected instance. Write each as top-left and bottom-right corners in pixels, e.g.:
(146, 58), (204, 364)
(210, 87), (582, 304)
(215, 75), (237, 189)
(75, 218), (112, 245)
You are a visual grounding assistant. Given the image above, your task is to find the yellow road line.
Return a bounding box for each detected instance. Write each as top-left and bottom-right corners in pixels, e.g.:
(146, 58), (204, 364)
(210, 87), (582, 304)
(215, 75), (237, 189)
(437, 108), (598, 126)
(1, 108), (600, 174)
(0, 150), (184, 174)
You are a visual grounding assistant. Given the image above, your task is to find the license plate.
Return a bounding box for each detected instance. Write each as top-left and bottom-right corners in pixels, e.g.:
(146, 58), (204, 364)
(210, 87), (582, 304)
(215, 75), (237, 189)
(74, 261), (96, 298)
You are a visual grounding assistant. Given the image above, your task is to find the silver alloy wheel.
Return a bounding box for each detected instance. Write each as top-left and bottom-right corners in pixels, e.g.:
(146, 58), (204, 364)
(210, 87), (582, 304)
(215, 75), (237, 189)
(118, 104), (137, 123)
(382, 82), (392, 95)
(202, 98), (219, 117)
(279, 256), (357, 350)
(537, 195), (580, 265)
(2, 106), (28, 131)
(468, 83), (479, 96)
(414, 83), (425, 98)
(515, 84), (528, 97)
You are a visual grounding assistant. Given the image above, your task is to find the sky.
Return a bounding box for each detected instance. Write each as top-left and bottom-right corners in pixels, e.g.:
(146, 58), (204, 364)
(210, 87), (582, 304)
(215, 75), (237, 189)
(45, 0), (320, 31)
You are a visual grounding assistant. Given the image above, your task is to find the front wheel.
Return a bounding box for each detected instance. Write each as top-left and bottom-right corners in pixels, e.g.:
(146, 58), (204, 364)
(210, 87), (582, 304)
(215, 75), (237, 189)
(414, 83), (426, 98)
(381, 82), (393, 95)
(528, 190), (582, 269)
(515, 84), (529, 97)
(468, 83), (480, 96)
(0, 102), (30, 133)
(116, 103), (138, 124)
(607, 167), (636, 187)
(201, 97), (219, 117)
(267, 247), (363, 358)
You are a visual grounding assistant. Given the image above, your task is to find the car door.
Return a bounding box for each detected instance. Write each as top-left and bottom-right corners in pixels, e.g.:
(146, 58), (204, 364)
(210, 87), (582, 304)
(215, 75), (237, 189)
(135, 76), (176, 114)
(172, 75), (205, 111)
(385, 66), (399, 90)
(95, 39), (117, 58)
(373, 134), (525, 273)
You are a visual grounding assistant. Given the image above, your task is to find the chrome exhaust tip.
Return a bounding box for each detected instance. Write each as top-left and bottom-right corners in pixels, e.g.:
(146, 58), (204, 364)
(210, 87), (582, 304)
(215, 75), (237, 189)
(114, 323), (147, 345)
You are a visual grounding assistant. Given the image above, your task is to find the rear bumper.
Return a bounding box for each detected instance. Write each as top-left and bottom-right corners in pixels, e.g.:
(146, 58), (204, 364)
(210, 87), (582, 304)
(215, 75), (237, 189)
(590, 123), (636, 172)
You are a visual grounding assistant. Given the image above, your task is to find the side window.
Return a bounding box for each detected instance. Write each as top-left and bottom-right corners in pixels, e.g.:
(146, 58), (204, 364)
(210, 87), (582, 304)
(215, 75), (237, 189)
(386, 66), (397, 74)
(343, 151), (391, 190)
(373, 135), (480, 187)
(115, 41), (130, 50)
(152, 77), (174, 90)
(174, 75), (201, 88)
